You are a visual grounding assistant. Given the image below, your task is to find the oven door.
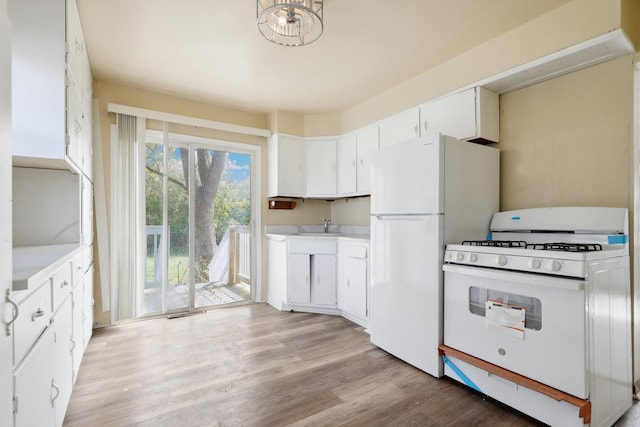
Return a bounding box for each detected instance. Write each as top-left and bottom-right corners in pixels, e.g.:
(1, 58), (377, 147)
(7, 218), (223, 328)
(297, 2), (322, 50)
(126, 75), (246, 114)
(443, 264), (587, 398)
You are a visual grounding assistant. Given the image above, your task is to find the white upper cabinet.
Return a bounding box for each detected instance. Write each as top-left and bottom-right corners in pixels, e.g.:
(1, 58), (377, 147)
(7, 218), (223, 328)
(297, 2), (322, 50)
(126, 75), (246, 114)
(268, 133), (306, 198)
(420, 86), (499, 143)
(9, 0), (66, 162)
(379, 107), (420, 148)
(306, 137), (337, 198)
(336, 124), (379, 197)
(267, 87), (496, 200)
(355, 124), (379, 195)
(337, 133), (357, 196)
(9, 0), (92, 176)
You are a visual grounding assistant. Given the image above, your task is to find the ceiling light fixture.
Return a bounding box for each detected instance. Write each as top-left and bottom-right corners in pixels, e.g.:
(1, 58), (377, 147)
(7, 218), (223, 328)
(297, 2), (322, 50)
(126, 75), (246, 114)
(256, 0), (324, 47)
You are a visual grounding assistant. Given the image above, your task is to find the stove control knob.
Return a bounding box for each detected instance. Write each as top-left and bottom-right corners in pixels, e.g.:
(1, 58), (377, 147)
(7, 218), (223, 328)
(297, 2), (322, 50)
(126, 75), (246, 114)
(456, 253), (465, 262)
(469, 254), (478, 263)
(547, 260), (561, 272)
(495, 255), (507, 266)
(528, 259), (541, 269)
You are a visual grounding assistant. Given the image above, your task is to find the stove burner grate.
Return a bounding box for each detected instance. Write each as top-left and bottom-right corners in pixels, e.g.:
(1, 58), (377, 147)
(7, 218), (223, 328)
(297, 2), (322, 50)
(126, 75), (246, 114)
(462, 240), (527, 248)
(526, 243), (602, 252)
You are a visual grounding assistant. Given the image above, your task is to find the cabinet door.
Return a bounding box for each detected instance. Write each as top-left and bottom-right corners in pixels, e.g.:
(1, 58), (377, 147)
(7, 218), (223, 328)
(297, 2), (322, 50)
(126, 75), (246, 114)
(9, 0), (67, 161)
(419, 87), (499, 142)
(66, 74), (83, 168)
(71, 282), (83, 383)
(287, 253), (310, 305)
(336, 133), (356, 195)
(52, 296), (73, 425)
(81, 176), (94, 245)
(420, 88), (476, 140)
(311, 254), (336, 307)
(269, 135), (306, 197)
(379, 108), (419, 148)
(306, 138), (337, 197)
(14, 328), (55, 427)
(82, 265), (94, 350)
(355, 125), (379, 194)
(65, 0), (84, 87)
(267, 237), (287, 309)
(338, 256), (368, 319)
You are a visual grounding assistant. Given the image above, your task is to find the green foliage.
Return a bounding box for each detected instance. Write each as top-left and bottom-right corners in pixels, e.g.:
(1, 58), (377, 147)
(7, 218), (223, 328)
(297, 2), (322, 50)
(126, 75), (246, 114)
(214, 179), (251, 242)
(144, 143), (251, 258)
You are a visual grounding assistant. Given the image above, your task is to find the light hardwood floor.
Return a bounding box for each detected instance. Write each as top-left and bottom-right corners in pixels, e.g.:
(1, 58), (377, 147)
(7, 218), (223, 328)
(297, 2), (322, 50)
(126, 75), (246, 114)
(64, 303), (638, 426)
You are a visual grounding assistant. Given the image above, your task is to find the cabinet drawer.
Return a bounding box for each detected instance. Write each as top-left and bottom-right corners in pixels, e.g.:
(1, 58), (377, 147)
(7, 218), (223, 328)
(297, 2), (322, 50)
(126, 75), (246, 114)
(340, 244), (368, 259)
(13, 281), (52, 365)
(51, 262), (72, 313)
(289, 239), (336, 254)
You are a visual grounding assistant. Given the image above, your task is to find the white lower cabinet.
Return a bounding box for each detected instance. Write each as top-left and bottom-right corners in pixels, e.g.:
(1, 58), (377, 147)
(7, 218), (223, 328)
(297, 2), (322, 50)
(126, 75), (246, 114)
(13, 326), (55, 427)
(71, 283), (83, 383)
(14, 294), (74, 427)
(267, 236), (368, 324)
(309, 254), (336, 307)
(286, 239), (338, 311)
(51, 296), (73, 425)
(287, 240), (337, 309)
(337, 241), (369, 326)
(266, 236), (288, 310)
(11, 246), (93, 427)
(82, 265), (94, 352)
(288, 253), (312, 305)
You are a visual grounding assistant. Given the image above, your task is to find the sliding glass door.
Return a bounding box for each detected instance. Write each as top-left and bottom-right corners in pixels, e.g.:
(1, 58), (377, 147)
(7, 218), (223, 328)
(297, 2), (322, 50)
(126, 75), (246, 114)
(142, 129), (255, 316)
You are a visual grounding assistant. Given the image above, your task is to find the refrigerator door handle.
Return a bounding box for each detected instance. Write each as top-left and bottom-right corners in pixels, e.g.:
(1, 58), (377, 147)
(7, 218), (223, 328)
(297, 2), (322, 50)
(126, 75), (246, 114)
(373, 213), (443, 219)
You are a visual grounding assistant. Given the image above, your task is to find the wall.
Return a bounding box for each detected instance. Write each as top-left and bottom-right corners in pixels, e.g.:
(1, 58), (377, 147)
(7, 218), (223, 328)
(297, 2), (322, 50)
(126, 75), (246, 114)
(330, 197), (371, 226)
(622, 0), (640, 53)
(499, 55), (633, 210)
(338, 0), (623, 134)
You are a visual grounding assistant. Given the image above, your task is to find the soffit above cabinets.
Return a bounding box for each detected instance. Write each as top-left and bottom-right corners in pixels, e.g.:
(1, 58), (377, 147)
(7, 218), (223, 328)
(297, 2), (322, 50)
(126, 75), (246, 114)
(478, 29), (634, 95)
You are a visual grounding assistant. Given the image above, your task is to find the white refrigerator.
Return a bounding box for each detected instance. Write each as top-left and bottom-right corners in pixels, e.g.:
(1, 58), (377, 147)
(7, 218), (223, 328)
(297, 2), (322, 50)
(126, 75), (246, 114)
(369, 133), (499, 377)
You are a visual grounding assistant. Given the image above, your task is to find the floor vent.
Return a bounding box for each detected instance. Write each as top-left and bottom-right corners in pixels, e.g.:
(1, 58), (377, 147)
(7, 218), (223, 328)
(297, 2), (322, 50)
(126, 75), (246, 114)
(166, 310), (206, 319)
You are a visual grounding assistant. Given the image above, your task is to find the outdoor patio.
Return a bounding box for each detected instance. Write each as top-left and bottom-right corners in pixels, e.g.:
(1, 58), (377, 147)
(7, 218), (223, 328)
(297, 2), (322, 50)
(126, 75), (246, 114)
(143, 280), (251, 314)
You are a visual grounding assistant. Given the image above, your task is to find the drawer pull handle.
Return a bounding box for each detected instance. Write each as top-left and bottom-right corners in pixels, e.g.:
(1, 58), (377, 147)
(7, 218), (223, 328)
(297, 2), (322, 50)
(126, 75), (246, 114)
(50, 380), (60, 407)
(61, 280), (69, 288)
(70, 338), (76, 352)
(5, 289), (18, 336)
(31, 308), (44, 322)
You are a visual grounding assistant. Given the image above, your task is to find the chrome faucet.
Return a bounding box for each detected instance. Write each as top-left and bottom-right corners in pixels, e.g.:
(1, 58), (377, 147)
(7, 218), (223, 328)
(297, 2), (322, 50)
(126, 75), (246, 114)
(323, 218), (331, 233)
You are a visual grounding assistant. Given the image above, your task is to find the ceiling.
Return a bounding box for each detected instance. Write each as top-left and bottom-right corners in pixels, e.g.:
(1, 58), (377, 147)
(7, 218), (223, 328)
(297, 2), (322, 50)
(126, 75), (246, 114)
(76, 0), (572, 115)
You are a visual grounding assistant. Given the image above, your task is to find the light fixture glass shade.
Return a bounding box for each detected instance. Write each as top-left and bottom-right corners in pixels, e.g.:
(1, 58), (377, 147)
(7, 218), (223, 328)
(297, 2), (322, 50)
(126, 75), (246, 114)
(257, 0), (323, 47)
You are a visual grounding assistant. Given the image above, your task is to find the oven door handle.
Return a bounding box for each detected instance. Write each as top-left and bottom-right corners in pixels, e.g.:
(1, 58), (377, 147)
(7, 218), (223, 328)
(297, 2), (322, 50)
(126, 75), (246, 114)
(443, 264), (585, 292)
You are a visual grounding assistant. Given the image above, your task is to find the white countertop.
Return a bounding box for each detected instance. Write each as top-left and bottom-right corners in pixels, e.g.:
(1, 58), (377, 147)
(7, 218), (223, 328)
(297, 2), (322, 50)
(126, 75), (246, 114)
(265, 225), (369, 241)
(13, 243), (82, 295)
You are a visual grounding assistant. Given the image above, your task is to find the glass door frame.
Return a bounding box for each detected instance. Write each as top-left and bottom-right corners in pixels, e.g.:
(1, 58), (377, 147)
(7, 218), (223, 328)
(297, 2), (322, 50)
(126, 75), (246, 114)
(140, 126), (262, 316)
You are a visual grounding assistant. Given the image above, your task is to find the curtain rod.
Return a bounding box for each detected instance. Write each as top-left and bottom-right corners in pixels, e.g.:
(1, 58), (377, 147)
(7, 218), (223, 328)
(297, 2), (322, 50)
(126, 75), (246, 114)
(107, 103), (271, 138)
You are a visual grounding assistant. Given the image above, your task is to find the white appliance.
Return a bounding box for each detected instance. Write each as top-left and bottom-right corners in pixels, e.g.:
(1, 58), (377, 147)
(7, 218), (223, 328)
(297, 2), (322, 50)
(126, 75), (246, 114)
(369, 133), (499, 377)
(442, 207), (632, 427)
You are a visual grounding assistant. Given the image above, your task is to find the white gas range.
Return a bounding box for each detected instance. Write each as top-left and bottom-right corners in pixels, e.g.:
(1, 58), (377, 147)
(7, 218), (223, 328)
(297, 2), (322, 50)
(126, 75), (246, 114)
(440, 207), (632, 427)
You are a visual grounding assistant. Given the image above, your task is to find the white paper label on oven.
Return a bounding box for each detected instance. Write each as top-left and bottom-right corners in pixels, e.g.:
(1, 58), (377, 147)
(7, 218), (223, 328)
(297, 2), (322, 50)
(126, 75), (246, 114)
(485, 299), (525, 339)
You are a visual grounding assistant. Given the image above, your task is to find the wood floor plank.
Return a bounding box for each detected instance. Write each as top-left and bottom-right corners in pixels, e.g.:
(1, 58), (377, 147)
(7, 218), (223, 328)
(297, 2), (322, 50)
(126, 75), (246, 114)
(65, 303), (556, 426)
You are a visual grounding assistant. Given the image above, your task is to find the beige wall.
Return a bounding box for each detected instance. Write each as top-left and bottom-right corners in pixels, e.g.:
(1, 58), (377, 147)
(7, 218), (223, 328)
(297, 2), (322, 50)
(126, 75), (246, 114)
(622, 0), (640, 53)
(498, 55), (633, 211)
(330, 197), (371, 226)
(338, 0), (623, 134)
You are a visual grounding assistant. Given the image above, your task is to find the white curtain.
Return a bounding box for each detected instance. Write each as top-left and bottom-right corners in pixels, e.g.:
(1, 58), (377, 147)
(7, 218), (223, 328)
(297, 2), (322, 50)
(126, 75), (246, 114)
(111, 114), (144, 322)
